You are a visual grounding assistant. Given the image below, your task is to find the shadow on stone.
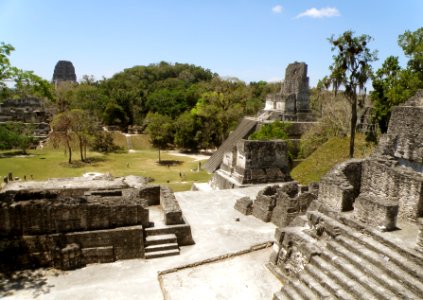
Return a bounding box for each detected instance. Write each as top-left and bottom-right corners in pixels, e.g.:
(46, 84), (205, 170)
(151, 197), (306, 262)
(0, 269), (55, 298)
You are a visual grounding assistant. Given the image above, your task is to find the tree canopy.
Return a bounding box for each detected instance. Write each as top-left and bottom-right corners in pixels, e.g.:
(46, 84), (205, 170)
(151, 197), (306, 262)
(324, 31), (378, 158)
(371, 27), (423, 133)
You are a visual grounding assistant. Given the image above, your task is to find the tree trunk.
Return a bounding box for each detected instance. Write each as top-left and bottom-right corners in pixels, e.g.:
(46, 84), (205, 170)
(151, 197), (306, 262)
(84, 143), (87, 161)
(67, 140), (72, 164)
(79, 136), (84, 161)
(349, 95), (357, 158)
(158, 145), (161, 163)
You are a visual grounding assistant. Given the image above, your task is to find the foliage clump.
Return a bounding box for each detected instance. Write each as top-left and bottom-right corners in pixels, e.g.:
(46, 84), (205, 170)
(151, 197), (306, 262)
(249, 121), (290, 141)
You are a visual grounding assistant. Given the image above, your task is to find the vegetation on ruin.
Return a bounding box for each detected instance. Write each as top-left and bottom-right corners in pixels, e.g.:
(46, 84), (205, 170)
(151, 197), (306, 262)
(249, 121), (290, 141)
(291, 134), (374, 185)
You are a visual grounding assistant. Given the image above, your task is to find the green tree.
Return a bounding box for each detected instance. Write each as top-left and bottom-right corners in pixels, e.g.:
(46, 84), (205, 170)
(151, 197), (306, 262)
(50, 112), (74, 164)
(398, 27), (423, 78)
(1, 42), (53, 101)
(69, 109), (95, 161)
(371, 28), (423, 133)
(91, 131), (121, 153)
(325, 31), (377, 158)
(145, 112), (174, 162)
(174, 111), (201, 151)
(0, 122), (35, 152)
(249, 121), (290, 140)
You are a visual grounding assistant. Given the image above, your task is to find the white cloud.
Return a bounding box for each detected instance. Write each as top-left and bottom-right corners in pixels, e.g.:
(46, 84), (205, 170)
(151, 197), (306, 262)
(272, 5), (283, 14)
(296, 7), (340, 18)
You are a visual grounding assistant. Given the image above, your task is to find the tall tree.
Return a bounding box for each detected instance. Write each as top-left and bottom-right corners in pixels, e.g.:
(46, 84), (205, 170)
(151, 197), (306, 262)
(326, 31), (377, 158)
(69, 109), (94, 161)
(50, 112), (74, 164)
(145, 112), (174, 162)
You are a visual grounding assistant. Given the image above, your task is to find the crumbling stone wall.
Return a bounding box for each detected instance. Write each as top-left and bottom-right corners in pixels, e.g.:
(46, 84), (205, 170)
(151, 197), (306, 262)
(0, 186), (149, 271)
(357, 159), (423, 222)
(0, 189), (149, 236)
(318, 159), (363, 212)
(211, 139), (291, 189)
(379, 90), (423, 164)
(236, 182), (317, 227)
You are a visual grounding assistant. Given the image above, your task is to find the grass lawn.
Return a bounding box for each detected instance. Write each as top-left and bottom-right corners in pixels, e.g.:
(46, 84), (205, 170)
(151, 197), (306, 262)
(291, 134), (375, 185)
(0, 133), (211, 192)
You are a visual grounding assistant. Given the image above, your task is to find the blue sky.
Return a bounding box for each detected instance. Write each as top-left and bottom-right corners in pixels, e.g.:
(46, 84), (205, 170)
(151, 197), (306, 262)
(1, 0), (422, 86)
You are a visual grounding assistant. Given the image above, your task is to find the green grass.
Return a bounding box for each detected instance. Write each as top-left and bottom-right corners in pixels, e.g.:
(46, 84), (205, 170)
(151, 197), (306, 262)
(0, 147), (211, 192)
(291, 134), (375, 185)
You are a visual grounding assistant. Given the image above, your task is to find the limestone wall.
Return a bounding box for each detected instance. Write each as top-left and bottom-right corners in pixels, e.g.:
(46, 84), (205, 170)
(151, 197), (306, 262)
(358, 159), (423, 222)
(234, 140), (290, 184)
(318, 159), (363, 212)
(382, 92), (423, 164)
(0, 226), (144, 270)
(0, 189), (150, 236)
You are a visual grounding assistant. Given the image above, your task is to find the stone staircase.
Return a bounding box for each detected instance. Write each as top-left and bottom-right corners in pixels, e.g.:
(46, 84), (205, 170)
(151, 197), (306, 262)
(144, 230), (180, 259)
(273, 210), (423, 300)
(205, 117), (258, 172)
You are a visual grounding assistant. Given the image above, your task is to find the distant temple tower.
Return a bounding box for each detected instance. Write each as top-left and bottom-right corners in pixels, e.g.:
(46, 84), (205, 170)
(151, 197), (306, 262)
(264, 62), (311, 121)
(52, 60), (77, 86)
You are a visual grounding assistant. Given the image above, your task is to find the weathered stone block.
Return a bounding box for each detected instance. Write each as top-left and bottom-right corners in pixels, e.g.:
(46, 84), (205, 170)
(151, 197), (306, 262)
(160, 187), (183, 225)
(353, 195), (399, 231)
(318, 159), (363, 212)
(234, 197), (253, 215)
(252, 206), (272, 222)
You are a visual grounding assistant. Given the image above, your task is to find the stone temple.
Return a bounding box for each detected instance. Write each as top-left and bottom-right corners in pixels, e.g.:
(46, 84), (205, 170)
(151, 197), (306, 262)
(204, 62), (316, 190)
(52, 60), (77, 85)
(262, 90), (423, 299)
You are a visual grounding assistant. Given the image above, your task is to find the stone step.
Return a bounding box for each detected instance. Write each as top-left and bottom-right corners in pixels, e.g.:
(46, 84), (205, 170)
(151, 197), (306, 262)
(145, 233), (177, 246)
(338, 214), (423, 269)
(298, 266), (336, 300)
(312, 254), (379, 300)
(305, 260), (356, 300)
(144, 248), (180, 259)
(283, 283), (305, 300)
(327, 239), (420, 299)
(320, 248), (396, 300)
(289, 278), (317, 300)
(334, 234), (423, 297)
(144, 242), (179, 253)
(308, 211), (423, 281)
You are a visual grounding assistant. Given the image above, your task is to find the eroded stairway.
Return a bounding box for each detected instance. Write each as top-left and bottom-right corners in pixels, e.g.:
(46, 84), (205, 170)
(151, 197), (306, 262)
(272, 209), (423, 300)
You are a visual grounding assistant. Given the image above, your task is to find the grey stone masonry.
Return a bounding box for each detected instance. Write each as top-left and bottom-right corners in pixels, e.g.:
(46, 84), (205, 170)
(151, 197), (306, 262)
(234, 196), (253, 215)
(160, 186), (183, 225)
(52, 60), (77, 84)
(270, 91), (423, 299)
(281, 62), (310, 113)
(318, 159), (363, 212)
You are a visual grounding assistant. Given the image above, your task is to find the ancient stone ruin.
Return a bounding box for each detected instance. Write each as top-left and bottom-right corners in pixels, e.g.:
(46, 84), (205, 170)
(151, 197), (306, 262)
(267, 91), (423, 299)
(204, 62), (316, 186)
(235, 182), (318, 228)
(52, 60), (77, 85)
(0, 175), (194, 271)
(210, 139), (291, 189)
(0, 97), (51, 139)
(264, 62), (312, 121)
